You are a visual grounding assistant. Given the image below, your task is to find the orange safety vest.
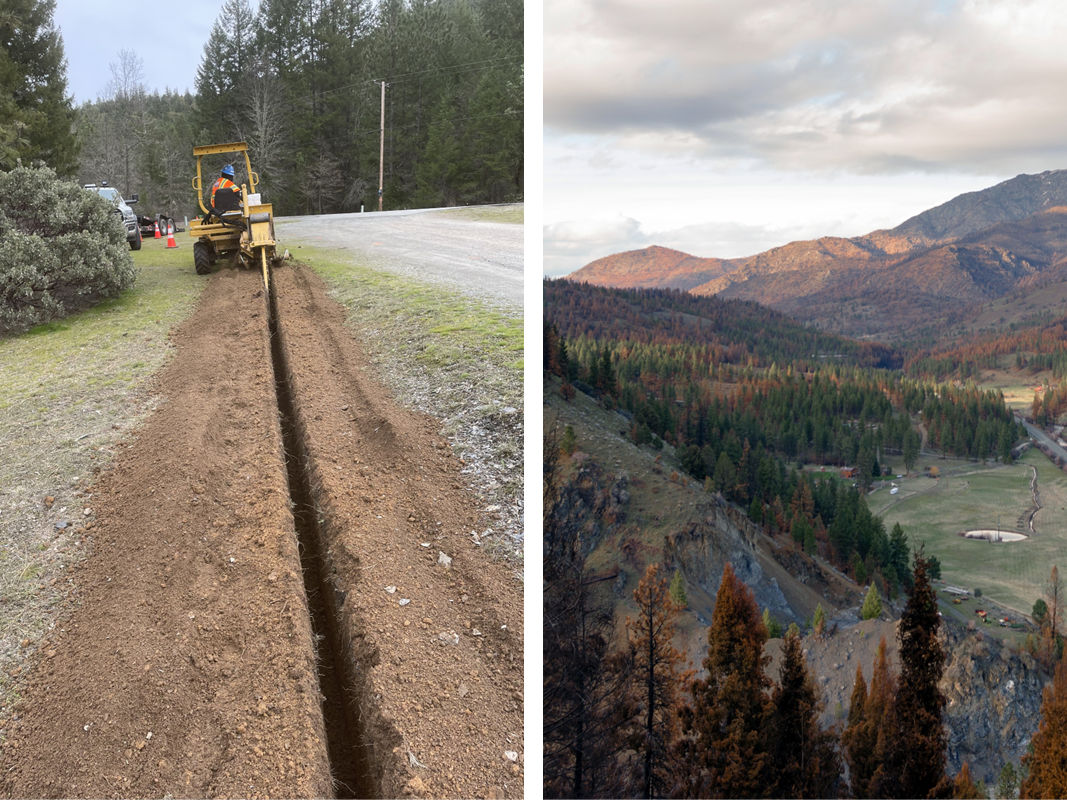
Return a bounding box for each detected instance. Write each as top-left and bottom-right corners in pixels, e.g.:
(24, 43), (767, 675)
(211, 176), (238, 207)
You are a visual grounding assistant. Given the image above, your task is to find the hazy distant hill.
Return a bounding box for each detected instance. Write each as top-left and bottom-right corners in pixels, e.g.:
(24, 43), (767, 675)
(572, 245), (733, 291)
(570, 170), (1067, 340)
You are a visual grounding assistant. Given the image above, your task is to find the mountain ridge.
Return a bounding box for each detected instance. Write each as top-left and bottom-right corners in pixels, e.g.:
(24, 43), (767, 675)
(570, 169), (1067, 340)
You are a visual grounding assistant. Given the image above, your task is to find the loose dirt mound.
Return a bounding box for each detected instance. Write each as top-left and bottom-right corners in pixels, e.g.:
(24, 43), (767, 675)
(0, 264), (523, 798)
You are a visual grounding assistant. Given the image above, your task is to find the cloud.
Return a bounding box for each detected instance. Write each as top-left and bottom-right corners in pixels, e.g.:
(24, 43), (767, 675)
(654, 220), (817, 261)
(543, 216), (830, 277)
(543, 217), (649, 277)
(545, 0), (1067, 174)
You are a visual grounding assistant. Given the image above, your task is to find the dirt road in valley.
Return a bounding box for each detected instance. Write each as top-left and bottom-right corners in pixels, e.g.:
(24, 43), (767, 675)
(0, 264), (523, 797)
(277, 206), (523, 310)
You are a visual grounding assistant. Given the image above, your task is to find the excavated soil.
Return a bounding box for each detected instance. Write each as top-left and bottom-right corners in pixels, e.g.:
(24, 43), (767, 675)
(0, 264), (523, 798)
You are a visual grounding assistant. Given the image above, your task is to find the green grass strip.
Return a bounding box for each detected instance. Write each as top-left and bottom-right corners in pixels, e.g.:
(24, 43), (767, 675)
(0, 240), (205, 699)
(296, 245), (523, 384)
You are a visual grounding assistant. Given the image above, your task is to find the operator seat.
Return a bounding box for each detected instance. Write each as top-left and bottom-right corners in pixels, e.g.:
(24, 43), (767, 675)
(212, 186), (242, 214)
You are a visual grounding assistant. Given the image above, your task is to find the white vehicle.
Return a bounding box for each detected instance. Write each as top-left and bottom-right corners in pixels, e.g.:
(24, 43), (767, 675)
(85, 182), (142, 250)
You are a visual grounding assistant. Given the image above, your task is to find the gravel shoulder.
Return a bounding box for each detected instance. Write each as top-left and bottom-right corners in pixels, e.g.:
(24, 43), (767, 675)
(277, 204), (523, 312)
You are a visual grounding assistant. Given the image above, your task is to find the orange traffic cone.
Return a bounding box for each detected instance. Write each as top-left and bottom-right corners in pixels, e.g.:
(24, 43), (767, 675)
(166, 223), (178, 248)
(153, 219), (161, 239)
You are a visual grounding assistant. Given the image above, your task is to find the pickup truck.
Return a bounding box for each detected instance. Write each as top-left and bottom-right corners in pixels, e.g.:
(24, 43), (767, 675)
(84, 183), (142, 250)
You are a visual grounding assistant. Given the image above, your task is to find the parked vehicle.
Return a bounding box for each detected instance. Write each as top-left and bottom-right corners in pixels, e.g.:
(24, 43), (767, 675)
(85, 183), (141, 250)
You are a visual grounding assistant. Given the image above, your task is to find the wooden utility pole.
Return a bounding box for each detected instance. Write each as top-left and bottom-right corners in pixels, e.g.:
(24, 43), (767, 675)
(377, 80), (387, 212)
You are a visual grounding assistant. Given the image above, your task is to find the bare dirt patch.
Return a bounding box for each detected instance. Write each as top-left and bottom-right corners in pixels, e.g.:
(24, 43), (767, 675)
(0, 264), (522, 797)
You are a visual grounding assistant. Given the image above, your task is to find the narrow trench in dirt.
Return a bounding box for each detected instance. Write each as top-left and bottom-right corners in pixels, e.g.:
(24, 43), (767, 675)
(265, 273), (377, 799)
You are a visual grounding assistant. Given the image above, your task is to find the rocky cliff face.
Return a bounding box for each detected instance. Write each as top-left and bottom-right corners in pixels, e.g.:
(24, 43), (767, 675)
(784, 618), (1046, 786)
(941, 628), (1045, 784)
(544, 457), (630, 571)
(662, 494), (799, 625)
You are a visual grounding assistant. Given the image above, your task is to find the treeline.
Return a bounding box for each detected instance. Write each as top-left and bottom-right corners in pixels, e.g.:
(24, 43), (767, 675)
(77, 0), (522, 217)
(905, 315), (1067, 381)
(545, 279), (900, 372)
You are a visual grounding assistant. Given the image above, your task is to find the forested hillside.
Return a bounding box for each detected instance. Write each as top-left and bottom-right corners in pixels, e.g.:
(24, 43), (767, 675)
(545, 280), (1023, 591)
(76, 0), (522, 217)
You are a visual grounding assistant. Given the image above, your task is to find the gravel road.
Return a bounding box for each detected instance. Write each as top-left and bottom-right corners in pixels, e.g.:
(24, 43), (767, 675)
(1017, 414), (1067, 463)
(276, 205), (523, 311)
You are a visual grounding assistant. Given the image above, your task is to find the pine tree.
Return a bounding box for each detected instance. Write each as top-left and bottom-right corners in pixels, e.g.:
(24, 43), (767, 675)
(952, 762), (983, 799)
(883, 550), (947, 798)
(1045, 565), (1063, 665)
(861, 584), (882, 620)
(196, 0), (256, 143)
(543, 557), (629, 798)
(812, 602), (826, 637)
(767, 629), (840, 797)
(1021, 657), (1067, 798)
(625, 563), (687, 799)
(889, 522), (911, 590)
(846, 637), (896, 798)
(669, 570), (687, 609)
(842, 664), (872, 796)
(996, 762), (1020, 799)
(543, 434), (629, 798)
(676, 562), (771, 797)
(0, 0), (78, 174)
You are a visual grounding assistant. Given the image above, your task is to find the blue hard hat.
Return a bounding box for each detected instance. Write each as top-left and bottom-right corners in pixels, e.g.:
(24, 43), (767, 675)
(221, 164), (235, 177)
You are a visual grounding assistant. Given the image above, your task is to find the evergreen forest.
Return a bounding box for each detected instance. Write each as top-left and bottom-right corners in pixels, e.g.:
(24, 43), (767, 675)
(545, 279), (1023, 594)
(4, 0), (522, 219)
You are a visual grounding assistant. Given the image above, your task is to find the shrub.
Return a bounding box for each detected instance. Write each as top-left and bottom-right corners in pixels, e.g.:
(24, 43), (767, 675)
(0, 165), (135, 333)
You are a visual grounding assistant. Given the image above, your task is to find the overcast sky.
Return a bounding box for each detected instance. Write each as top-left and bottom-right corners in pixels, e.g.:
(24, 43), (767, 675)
(544, 0), (1067, 276)
(54, 1), (256, 104)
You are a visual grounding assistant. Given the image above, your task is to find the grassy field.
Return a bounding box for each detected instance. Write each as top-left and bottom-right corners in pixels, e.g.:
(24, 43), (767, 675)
(874, 448), (1067, 615)
(428, 204), (523, 224)
(0, 238), (205, 701)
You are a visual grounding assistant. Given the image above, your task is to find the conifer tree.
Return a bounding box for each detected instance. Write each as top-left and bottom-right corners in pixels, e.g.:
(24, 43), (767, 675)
(0, 0), (77, 174)
(812, 602), (826, 637)
(1044, 565), (1064, 665)
(952, 762), (983, 799)
(883, 550), (947, 798)
(543, 434), (629, 798)
(767, 629), (840, 797)
(195, 0), (256, 144)
(842, 664), (871, 796)
(543, 557), (629, 798)
(668, 570), (687, 609)
(861, 584), (882, 620)
(845, 637), (896, 798)
(676, 562), (771, 797)
(625, 563), (687, 799)
(996, 762), (1020, 799)
(1021, 656), (1067, 798)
